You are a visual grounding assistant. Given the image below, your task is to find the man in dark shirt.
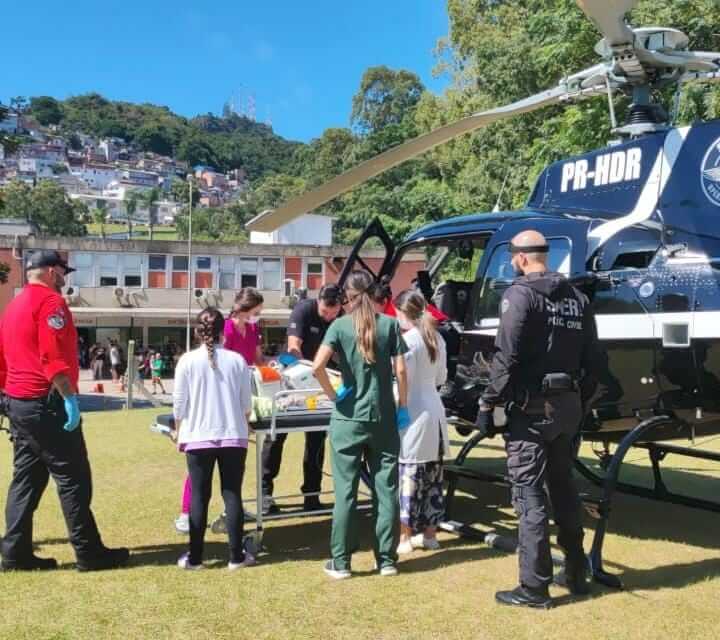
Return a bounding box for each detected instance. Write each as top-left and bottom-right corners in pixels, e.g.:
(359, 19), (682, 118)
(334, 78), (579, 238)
(476, 231), (604, 609)
(261, 284), (343, 513)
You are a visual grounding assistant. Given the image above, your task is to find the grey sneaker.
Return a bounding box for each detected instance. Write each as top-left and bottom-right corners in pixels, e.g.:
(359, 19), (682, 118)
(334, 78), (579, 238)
(323, 559), (351, 580)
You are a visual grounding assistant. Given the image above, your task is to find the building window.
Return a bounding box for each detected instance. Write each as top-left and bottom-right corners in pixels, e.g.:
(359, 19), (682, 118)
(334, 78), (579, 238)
(171, 255), (189, 288)
(306, 260), (323, 290)
(123, 254), (143, 288)
(219, 256), (235, 290)
(240, 258), (258, 288)
(71, 252), (94, 287)
(262, 258), (281, 290)
(148, 254), (166, 288)
(195, 255), (213, 288)
(98, 254), (118, 287)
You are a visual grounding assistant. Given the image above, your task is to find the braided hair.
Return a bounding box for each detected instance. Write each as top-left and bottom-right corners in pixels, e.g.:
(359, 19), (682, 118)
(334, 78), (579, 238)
(195, 307), (224, 369)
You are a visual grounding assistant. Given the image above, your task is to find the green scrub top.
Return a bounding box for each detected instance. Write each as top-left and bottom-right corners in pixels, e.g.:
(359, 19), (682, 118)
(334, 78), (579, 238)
(322, 313), (408, 423)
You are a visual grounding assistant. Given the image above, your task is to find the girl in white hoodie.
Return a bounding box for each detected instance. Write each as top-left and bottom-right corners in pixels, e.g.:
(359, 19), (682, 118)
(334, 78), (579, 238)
(173, 307), (253, 570)
(394, 290), (449, 554)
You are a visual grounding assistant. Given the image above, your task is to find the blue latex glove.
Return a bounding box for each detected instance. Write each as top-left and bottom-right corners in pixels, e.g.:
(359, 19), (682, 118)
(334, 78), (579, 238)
(278, 352), (299, 367)
(63, 395), (81, 432)
(335, 384), (353, 402)
(396, 407), (411, 431)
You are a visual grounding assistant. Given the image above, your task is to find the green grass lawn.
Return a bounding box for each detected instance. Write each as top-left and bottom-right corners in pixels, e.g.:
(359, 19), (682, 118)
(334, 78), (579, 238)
(0, 408), (719, 639)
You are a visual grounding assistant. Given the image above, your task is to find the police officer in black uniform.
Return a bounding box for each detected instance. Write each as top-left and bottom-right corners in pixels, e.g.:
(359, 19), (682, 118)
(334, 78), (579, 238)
(476, 230), (603, 609)
(261, 284), (343, 513)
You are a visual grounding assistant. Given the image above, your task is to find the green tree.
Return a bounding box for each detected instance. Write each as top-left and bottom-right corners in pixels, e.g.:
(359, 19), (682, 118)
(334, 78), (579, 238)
(0, 105), (19, 155)
(351, 66), (425, 134)
(92, 200), (108, 239)
(29, 96), (63, 125)
(124, 191), (141, 239)
(143, 187), (161, 240)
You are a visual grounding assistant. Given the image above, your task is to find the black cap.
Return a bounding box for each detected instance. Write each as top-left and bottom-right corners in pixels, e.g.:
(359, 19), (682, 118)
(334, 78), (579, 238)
(25, 250), (76, 274)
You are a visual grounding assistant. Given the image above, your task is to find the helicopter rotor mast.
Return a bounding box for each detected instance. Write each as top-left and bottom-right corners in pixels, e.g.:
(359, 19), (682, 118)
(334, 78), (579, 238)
(246, 0), (720, 233)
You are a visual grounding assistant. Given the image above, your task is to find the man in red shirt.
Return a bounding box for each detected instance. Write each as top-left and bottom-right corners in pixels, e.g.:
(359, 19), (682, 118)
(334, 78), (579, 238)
(0, 251), (128, 571)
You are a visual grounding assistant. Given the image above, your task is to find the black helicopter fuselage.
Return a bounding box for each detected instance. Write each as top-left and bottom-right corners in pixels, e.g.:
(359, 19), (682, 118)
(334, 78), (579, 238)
(348, 119), (720, 443)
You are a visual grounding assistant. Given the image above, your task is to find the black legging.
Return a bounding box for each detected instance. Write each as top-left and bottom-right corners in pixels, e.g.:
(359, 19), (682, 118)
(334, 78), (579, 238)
(186, 447), (247, 564)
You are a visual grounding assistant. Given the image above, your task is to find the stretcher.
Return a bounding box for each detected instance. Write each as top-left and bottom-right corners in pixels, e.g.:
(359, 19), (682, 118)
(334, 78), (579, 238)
(151, 388), (372, 549)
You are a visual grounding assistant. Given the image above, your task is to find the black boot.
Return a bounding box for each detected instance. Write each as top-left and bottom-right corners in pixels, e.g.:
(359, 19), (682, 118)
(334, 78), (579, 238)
(554, 558), (590, 595)
(303, 497), (329, 512)
(495, 585), (553, 610)
(1, 555), (58, 571)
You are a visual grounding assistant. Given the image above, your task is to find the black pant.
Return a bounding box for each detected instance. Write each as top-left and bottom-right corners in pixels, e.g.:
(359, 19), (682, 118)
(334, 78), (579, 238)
(2, 394), (104, 562)
(504, 393), (585, 590)
(186, 447), (247, 564)
(261, 431), (325, 496)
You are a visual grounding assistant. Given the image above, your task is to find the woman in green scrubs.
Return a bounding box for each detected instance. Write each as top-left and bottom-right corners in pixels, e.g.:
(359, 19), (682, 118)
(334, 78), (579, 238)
(313, 270), (409, 579)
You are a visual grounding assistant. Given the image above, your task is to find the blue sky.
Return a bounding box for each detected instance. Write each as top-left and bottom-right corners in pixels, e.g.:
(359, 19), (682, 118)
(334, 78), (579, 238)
(2, 1), (450, 142)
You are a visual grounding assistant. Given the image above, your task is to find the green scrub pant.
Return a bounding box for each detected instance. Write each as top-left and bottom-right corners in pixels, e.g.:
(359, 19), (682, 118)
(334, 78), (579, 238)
(329, 418), (400, 571)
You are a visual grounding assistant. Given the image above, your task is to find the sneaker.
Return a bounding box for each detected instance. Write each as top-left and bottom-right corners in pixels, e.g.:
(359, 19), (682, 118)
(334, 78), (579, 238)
(495, 585), (552, 610)
(262, 496), (279, 515)
(410, 533), (440, 550)
(1, 555), (58, 571)
(177, 553), (203, 570)
(379, 564), (398, 577)
(175, 513), (190, 534)
(397, 539), (414, 555)
(76, 547), (130, 572)
(323, 559), (351, 580)
(228, 551), (257, 571)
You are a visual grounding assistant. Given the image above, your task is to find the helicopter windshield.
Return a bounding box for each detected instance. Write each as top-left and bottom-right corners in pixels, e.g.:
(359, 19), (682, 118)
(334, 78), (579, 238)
(474, 237), (572, 326)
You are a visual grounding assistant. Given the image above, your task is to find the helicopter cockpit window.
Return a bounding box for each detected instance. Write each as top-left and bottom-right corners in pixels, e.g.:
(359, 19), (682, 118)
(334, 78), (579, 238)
(474, 238), (572, 326)
(426, 237), (487, 323)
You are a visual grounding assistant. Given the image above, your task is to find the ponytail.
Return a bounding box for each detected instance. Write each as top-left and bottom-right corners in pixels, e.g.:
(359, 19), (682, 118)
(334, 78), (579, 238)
(345, 270), (377, 364)
(394, 289), (438, 363)
(194, 307), (224, 369)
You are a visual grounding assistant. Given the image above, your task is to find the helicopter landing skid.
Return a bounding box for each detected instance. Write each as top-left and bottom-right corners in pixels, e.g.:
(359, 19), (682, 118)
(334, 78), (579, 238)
(574, 415), (684, 589)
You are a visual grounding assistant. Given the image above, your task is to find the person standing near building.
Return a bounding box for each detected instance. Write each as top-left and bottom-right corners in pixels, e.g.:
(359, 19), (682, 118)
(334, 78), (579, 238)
(475, 231), (603, 609)
(151, 351), (166, 394)
(0, 251), (128, 571)
(109, 340), (121, 383)
(393, 290), (449, 555)
(312, 270), (409, 579)
(173, 307), (255, 570)
(261, 283), (342, 513)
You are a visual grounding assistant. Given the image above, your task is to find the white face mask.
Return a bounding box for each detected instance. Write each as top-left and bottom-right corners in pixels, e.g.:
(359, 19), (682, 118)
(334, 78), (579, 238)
(246, 315), (261, 325)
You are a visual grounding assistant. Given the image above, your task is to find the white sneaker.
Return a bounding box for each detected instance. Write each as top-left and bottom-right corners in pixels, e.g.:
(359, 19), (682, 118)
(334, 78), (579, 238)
(379, 564), (398, 577)
(323, 559), (351, 580)
(411, 533), (440, 550)
(397, 539), (414, 555)
(175, 513), (190, 534)
(228, 552), (257, 571)
(177, 553), (203, 570)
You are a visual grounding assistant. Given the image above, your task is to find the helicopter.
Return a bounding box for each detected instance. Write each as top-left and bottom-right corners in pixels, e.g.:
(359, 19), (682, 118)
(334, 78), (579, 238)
(246, 0), (720, 587)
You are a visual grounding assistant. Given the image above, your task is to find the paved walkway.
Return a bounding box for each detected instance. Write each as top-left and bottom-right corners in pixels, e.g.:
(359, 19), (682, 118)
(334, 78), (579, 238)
(78, 368), (174, 412)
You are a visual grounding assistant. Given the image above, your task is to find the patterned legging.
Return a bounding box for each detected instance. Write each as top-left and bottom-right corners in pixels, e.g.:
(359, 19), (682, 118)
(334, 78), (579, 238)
(399, 461), (444, 532)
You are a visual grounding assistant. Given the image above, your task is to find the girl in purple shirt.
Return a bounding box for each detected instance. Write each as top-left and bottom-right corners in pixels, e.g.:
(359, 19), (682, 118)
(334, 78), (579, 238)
(223, 288), (265, 366)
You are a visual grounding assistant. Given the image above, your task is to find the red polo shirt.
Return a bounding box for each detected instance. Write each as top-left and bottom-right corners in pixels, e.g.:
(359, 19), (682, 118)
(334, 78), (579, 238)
(0, 283), (79, 399)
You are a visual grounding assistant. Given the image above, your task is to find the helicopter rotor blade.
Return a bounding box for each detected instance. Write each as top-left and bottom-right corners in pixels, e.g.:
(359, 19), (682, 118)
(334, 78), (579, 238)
(575, 0), (637, 47)
(248, 84), (600, 232)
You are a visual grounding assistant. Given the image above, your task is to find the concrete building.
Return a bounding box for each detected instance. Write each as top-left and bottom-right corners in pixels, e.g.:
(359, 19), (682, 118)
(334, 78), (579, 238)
(70, 163), (119, 190)
(250, 213), (333, 247)
(0, 235), (425, 358)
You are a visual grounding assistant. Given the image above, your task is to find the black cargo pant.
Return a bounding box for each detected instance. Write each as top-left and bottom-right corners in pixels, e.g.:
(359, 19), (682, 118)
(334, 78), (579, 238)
(2, 393), (104, 562)
(261, 431), (326, 496)
(504, 392), (585, 591)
